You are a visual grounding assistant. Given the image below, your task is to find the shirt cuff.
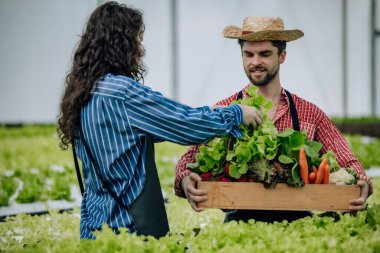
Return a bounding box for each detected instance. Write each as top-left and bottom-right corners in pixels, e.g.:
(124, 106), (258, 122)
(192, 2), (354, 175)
(174, 169), (192, 198)
(221, 104), (243, 138)
(228, 104), (243, 126)
(230, 127), (243, 138)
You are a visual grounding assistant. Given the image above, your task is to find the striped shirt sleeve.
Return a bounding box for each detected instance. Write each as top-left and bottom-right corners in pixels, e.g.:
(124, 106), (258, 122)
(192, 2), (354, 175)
(124, 81), (244, 145)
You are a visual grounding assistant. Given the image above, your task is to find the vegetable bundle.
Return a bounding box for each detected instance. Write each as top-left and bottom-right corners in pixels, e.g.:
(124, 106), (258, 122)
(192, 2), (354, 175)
(187, 86), (359, 188)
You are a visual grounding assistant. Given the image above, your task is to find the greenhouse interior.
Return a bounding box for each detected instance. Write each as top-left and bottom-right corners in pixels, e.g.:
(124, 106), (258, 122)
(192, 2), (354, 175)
(1, 0), (380, 252)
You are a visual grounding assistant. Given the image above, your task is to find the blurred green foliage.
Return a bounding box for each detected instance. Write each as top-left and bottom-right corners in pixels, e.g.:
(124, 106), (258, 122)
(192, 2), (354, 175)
(0, 124), (379, 252)
(0, 124), (379, 207)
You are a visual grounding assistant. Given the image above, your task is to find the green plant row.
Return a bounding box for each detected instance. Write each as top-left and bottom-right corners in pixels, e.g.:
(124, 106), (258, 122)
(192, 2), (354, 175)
(0, 124), (76, 206)
(0, 125), (380, 252)
(331, 117), (380, 124)
(344, 135), (380, 168)
(0, 124), (57, 139)
(0, 124), (186, 206)
(1, 126), (380, 206)
(1, 183), (380, 253)
(0, 167), (73, 206)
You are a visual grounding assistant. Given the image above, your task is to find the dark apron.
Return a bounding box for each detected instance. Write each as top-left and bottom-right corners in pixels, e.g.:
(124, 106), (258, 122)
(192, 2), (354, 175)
(226, 89), (312, 223)
(74, 129), (169, 239)
(129, 136), (169, 238)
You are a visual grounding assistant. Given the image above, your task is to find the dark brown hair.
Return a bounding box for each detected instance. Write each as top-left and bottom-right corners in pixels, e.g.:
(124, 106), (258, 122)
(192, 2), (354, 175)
(238, 39), (287, 55)
(57, 1), (146, 150)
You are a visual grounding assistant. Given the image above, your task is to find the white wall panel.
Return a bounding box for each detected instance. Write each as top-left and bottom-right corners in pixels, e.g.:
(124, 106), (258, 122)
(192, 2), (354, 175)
(0, 0), (97, 123)
(0, 0), (378, 123)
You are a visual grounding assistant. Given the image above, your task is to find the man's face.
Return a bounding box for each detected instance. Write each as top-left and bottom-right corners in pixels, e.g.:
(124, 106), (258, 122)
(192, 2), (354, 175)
(242, 41), (285, 87)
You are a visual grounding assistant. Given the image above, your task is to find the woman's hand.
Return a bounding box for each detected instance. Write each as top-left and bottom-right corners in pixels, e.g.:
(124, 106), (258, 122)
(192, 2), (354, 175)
(239, 105), (263, 128)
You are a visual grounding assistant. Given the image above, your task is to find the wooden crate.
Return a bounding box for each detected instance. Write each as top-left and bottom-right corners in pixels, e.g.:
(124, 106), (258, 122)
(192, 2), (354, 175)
(198, 182), (360, 211)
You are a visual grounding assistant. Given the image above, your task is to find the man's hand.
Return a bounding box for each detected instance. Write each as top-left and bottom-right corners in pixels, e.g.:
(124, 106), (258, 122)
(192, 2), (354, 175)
(181, 173), (208, 212)
(349, 180), (369, 212)
(239, 105), (263, 128)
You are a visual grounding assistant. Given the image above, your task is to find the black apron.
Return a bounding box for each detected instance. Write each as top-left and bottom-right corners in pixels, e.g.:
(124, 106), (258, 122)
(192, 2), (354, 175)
(129, 136), (169, 238)
(225, 89), (312, 223)
(73, 129), (169, 239)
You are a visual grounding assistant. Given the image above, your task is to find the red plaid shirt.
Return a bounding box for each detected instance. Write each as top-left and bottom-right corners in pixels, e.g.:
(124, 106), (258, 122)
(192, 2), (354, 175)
(174, 84), (373, 197)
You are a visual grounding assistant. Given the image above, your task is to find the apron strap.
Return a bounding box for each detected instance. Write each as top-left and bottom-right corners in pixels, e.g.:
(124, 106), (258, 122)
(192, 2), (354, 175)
(284, 89), (300, 131)
(72, 144), (84, 195)
(237, 90), (244, 100)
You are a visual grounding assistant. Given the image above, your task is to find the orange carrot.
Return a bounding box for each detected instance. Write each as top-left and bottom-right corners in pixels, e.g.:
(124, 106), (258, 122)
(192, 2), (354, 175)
(315, 158), (328, 184)
(309, 172), (316, 184)
(312, 165), (318, 174)
(299, 148), (309, 184)
(323, 164), (330, 184)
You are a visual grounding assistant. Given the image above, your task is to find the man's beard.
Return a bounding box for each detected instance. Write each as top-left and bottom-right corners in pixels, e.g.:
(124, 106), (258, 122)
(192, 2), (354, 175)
(246, 65), (279, 87)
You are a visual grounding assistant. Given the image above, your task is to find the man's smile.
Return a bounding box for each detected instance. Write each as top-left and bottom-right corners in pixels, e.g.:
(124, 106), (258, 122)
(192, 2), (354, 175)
(250, 67), (267, 78)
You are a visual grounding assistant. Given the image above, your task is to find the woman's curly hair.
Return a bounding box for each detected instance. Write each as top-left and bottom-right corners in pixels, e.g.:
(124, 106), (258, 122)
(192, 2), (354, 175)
(57, 1), (146, 150)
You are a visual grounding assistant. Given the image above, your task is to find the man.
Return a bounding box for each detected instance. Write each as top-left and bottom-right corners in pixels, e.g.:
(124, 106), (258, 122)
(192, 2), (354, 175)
(174, 16), (372, 223)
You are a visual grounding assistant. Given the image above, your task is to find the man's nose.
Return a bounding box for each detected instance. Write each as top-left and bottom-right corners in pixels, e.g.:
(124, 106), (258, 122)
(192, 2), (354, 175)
(250, 55), (262, 66)
(252, 55), (263, 66)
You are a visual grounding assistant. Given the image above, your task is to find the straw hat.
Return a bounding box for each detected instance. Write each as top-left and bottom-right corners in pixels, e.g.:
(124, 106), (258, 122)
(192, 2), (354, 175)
(223, 16), (303, 42)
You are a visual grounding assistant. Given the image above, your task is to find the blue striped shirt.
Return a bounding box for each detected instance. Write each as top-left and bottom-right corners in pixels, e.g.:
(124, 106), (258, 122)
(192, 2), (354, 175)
(75, 74), (243, 239)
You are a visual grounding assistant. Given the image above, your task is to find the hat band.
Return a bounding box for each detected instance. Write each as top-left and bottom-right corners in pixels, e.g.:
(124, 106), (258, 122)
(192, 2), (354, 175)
(242, 30), (253, 35)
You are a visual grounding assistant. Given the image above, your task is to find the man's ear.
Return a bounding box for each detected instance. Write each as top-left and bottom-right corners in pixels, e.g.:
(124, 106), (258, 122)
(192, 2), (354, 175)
(279, 50), (286, 64)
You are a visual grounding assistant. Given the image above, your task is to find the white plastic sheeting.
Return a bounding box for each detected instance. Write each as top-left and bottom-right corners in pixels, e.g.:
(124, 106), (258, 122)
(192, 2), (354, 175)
(0, 0), (379, 123)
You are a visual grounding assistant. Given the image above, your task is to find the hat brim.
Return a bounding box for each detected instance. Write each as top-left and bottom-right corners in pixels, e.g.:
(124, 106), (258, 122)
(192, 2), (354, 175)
(223, 26), (304, 42)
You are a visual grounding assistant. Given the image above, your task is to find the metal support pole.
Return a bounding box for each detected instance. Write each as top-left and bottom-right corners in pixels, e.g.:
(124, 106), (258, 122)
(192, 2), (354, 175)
(170, 0), (179, 100)
(370, 0), (379, 116)
(342, 0), (348, 117)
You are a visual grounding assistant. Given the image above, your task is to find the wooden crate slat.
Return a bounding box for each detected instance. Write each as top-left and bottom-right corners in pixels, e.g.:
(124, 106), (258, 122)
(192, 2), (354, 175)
(198, 182), (360, 211)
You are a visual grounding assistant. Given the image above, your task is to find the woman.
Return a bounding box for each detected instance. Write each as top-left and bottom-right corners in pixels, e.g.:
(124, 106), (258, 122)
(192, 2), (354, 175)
(57, 2), (262, 239)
